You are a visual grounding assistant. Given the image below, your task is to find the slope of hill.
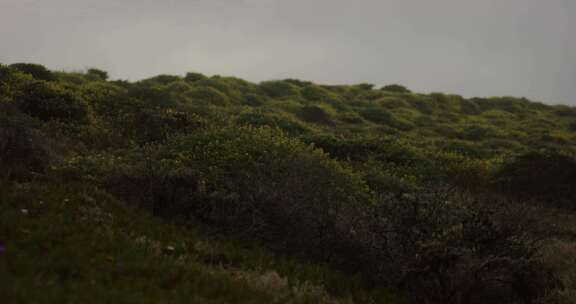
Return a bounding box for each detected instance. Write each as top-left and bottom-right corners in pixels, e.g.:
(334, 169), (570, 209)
(2, 63), (576, 303)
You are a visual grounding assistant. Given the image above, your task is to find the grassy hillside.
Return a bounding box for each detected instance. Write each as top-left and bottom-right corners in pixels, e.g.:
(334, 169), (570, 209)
(2, 63), (576, 303)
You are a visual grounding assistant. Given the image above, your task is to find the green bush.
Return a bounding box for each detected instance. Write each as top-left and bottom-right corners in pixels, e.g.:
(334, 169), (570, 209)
(297, 105), (334, 124)
(85, 68), (109, 81)
(260, 81), (300, 99)
(459, 124), (499, 141)
(301, 134), (420, 165)
(378, 97), (410, 109)
(142, 74), (182, 85)
(0, 112), (50, 181)
(128, 82), (179, 108)
(241, 93), (268, 106)
(359, 107), (413, 130)
(236, 110), (310, 135)
(337, 112), (365, 124)
(493, 152), (576, 210)
(381, 84), (410, 93)
(300, 85), (342, 105)
(187, 87), (230, 106)
(118, 108), (208, 144)
(80, 82), (127, 116)
(372, 189), (558, 304)
(162, 127), (373, 257)
(359, 107), (394, 125)
(10, 63), (56, 81)
(184, 72), (207, 82)
(14, 80), (91, 124)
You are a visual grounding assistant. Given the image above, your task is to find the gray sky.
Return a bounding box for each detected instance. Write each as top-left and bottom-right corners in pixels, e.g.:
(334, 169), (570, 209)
(1, 0), (574, 105)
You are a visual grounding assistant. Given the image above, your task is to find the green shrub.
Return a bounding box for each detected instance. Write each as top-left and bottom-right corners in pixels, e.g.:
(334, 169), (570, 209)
(372, 189), (558, 304)
(554, 106), (576, 117)
(301, 85), (342, 104)
(128, 82), (179, 108)
(378, 97), (410, 109)
(55, 71), (89, 85)
(381, 84), (410, 93)
(0, 112), (50, 181)
(184, 72), (207, 82)
(14, 80), (90, 124)
(0, 65), (27, 102)
(301, 134), (419, 164)
(459, 124), (499, 141)
(187, 87), (230, 106)
(162, 127), (373, 257)
(10, 63), (56, 81)
(493, 152), (576, 210)
(241, 93), (268, 106)
(359, 107), (394, 124)
(85, 68), (108, 81)
(80, 82), (127, 116)
(437, 140), (492, 158)
(359, 107), (412, 130)
(142, 74), (182, 85)
(236, 110), (310, 135)
(297, 105), (334, 124)
(337, 112), (365, 124)
(118, 108), (208, 144)
(260, 81), (300, 99)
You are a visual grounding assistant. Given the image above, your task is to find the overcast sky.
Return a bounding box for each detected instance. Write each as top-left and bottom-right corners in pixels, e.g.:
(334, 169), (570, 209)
(1, 0), (574, 105)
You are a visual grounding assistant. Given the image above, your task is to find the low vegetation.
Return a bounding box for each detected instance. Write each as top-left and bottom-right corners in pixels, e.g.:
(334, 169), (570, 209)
(2, 63), (576, 303)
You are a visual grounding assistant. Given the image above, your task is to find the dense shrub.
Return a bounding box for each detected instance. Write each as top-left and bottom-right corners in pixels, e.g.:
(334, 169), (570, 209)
(260, 81), (300, 99)
(241, 93), (268, 106)
(300, 85), (343, 105)
(494, 152), (576, 210)
(0, 65), (25, 102)
(359, 107), (394, 124)
(381, 84), (411, 93)
(0, 112), (50, 181)
(142, 74), (182, 85)
(14, 80), (91, 124)
(162, 127), (373, 257)
(378, 97), (410, 109)
(297, 105), (334, 124)
(184, 72), (207, 82)
(10, 63), (56, 81)
(187, 87), (230, 106)
(55, 71), (89, 85)
(127, 82), (179, 108)
(4, 63), (575, 304)
(337, 111), (365, 124)
(85, 68), (109, 81)
(370, 190), (559, 304)
(301, 134), (419, 164)
(80, 82), (127, 116)
(236, 110), (310, 135)
(459, 124), (499, 141)
(118, 108), (208, 144)
(359, 107), (413, 130)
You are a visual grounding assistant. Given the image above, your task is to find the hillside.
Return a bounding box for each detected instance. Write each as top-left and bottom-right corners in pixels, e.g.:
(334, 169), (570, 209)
(1, 63), (576, 303)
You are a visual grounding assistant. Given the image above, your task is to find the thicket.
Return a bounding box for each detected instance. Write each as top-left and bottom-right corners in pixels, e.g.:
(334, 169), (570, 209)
(2, 63), (576, 303)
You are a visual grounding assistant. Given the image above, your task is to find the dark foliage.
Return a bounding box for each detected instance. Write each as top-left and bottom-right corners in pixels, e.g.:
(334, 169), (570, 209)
(494, 152), (576, 210)
(2, 63), (575, 304)
(15, 80), (90, 124)
(0, 112), (50, 181)
(381, 84), (411, 93)
(10, 63), (56, 81)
